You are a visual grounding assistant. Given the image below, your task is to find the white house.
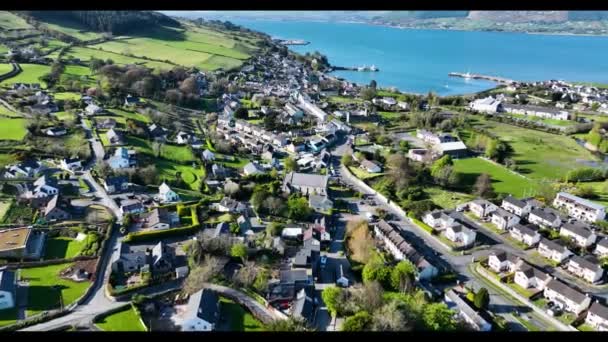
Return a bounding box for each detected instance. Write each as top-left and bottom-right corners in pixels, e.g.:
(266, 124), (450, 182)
(469, 199), (498, 218)
(491, 208), (520, 230)
(202, 149), (215, 161)
(444, 289), (492, 332)
(469, 96), (503, 113)
(509, 224), (541, 247)
(85, 103), (103, 115)
(501, 196), (532, 217)
(422, 210), (456, 230)
(0, 270), (16, 310)
(559, 222), (597, 248)
(445, 224), (476, 247)
(282, 172), (328, 196)
(243, 162), (264, 176)
(503, 104), (569, 121)
(528, 208), (562, 229)
(60, 157), (81, 171)
(158, 182), (180, 203)
(359, 159), (382, 173)
(46, 127), (67, 137)
(553, 192), (606, 223)
(175, 131), (191, 145)
(595, 239), (608, 257)
(566, 256), (604, 283)
(537, 238), (573, 264)
(181, 289), (220, 331)
(487, 252), (522, 274)
(514, 264), (551, 291)
(585, 302), (608, 331)
(543, 279), (591, 315)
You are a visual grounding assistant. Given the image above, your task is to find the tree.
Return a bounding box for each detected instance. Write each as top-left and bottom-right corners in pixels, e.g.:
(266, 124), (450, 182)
(369, 80), (377, 90)
(473, 287), (490, 310)
(229, 222), (241, 235)
(264, 197), (285, 216)
(342, 311), (372, 331)
(399, 140), (410, 153)
(341, 153), (354, 167)
(422, 303), (457, 331)
(183, 256), (226, 294)
(233, 262), (257, 288)
(322, 286), (343, 317)
(253, 268), (269, 292)
(287, 195), (311, 221)
(371, 299), (409, 331)
(251, 186), (270, 213)
(360, 87), (377, 101)
(266, 317), (310, 331)
(224, 181), (240, 197)
(390, 260), (418, 293)
(350, 281), (384, 313)
(284, 156), (297, 173)
(266, 221), (285, 237)
(230, 243), (248, 263)
(234, 107), (249, 119)
(473, 173), (494, 198)
(362, 259), (391, 289)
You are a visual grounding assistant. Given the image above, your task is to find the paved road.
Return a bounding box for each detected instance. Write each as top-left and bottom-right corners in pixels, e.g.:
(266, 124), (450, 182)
(329, 138), (550, 331)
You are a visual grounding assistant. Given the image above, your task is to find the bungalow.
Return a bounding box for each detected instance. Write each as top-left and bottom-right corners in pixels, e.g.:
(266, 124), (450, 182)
(537, 238), (573, 264)
(543, 279), (591, 315)
(469, 97), (504, 113)
(142, 208), (179, 230)
(559, 222), (597, 248)
(585, 302), (608, 331)
(308, 194), (333, 213)
(514, 264), (551, 291)
(528, 207), (562, 229)
(360, 159), (382, 173)
(282, 172), (328, 196)
(501, 195), (532, 217)
(243, 162), (264, 176)
(216, 197), (247, 214)
(509, 224), (541, 247)
(445, 224), (476, 247)
(103, 176), (129, 194)
(566, 255), (604, 283)
(85, 103), (103, 116)
(60, 157), (82, 171)
(120, 199), (144, 216)
(553, 192), (606, 223)
(487, 251), (522, 273)
(469, 199), (498, 219)
(438, 141), (468, 159)
(43, 195), (71, 221)
(46, 127), (67, 136)
(594, 239), (608, 257)
(181, 289), (220, 331)
(108, 147), (135, 170)
(148, 124), (168, 140)
(491, 208), (520, 230)
(0, 270), (16, 310)
(158, 182), (180, 203)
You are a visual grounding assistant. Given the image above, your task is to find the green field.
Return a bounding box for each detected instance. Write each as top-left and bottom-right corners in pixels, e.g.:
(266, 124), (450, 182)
(506, 113), (576, 127)
(37, 15), (103, 41)
(20, 263), (91, 316)
(156, 159), (204, 191)
(328, 96), (363, 104)
(219, 298), (265, 331)
(215, 153), (250, 168)
(0, 63), (13, 75)
(44, 236), (87, 259)
(425, 187), (475, 209)
(467, 119), (599, 180)
(0, 307), (17, 328)
(0, 44), (7, 54)
(125, 136), (195, 163)
(0, 11), (32, 30)
(53, 92), (81, 101)
(453, 157), (539, 198)
(63, 46), (174, 71)
(108, 108), (150, 123)
(89, 24), (257, 71)
(0, 63), (51, 88)
(54, 111), (76, 121)
(95, 306), (147, 332)
(0, 118), (27, 141)
(0, 152), (17, 170)
(378, 111), (403, 120)
(0, 105), (21, 117)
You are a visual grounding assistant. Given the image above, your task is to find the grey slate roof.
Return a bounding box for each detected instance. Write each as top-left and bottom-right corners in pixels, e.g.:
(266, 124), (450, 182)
(530, 208), (559, 223)
(283, 172), (328, 189)
(546, 279), (588, 304)
(511, 224), (538, 238)
(518, 263), (550, 281)
(280, 269), (309, 284)
(561, 222), (594, 239)
(539, 238), (569, 253)
(493, 207), (517, 220)
(291, 287), (314, 322)
(570, 255), (602, 272)
(556, 192), (606, 211)
(503, 195), (527, 209)
(184, 289), (219, 324)
(589, 302), (608, 320)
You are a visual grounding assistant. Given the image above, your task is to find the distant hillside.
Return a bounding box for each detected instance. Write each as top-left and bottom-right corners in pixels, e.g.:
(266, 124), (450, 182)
(21, 11), (181, 35)
(379, 11), (608, 23)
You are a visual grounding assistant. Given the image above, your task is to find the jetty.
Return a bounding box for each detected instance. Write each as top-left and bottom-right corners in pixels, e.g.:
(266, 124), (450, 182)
(449, 72), (516, 85)
(274, 39), (309, 46)
(333, 65), (380, 72)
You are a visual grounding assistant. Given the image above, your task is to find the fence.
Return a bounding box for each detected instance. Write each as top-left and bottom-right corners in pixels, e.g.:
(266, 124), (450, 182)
(0, 62), (21, 82)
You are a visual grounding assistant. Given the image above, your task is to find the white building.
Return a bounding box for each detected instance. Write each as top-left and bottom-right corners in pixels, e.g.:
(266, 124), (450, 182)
(559, 222), (597, 248)
(445, 224), (476, 247)
(491, 208), (520, 230)
(488, 252), (522, 273)
(585, 302), (608, 331)
(543, 279), (591, 315)
(595, 239), (608, 257)
(528, 208), (562, 229)
(469, 96), (503, 113)
(444, 289), (492, 331)
(566, 256), (604, 283)
(501, 196), (532, 217)
(85, 103), (103, 115)
(181, 289), (220, 331)
(469, 199), (498, 219)
(537, 238), (572, 264)
(60, 157), (82, 171)
(158, 182), (180, 203)
(509, 224), (541, 247)
(359, 159), (382, 173)
(553, 192), (606, 223)
(514, 264), (551, 291)
(282, 172), (328, 196)
(503, 104), (570, 121)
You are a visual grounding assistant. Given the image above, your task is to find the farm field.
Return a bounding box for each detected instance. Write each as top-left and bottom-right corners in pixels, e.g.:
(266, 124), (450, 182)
(156, 159), (204, 191)
(44, 236), (87, 259)
(54, 111), (76, 121)
(453, 157), (539, 198)
(107, 108), (150, 123)
(36, 15), (103, 41)
(0, 200), (11, 221)
(506, 113), (577, 127)
(219, 298), (265, 331)
(62, 46), (174, 71)
(0, 11), (32, 30)
(0, 63), (13, 75)
(53, 92), (81, 101)
(0, 63), (51, 88)
(95, 306), (147, 332)
(20, 263), (91, 316)
(0, 118), (27, 141)
(425, 187), (475, 209)
(468, 119), (599, 180)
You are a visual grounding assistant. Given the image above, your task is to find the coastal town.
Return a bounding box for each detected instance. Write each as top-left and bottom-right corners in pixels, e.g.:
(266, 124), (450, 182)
(2, 10), (608, 333)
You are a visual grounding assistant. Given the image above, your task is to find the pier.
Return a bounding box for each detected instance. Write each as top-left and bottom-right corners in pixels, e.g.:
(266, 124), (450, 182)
(449, 72), (516, 85)
(333, 65), (380, 72)
(274, 39), (310, 46)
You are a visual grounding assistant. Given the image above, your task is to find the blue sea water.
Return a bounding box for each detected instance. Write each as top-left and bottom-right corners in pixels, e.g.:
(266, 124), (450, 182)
(233, 19), (608, 95)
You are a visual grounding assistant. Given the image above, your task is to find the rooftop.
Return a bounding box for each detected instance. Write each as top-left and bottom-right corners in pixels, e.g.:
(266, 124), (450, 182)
(0, 227), (31, 252)
(556, 192), (606, 212)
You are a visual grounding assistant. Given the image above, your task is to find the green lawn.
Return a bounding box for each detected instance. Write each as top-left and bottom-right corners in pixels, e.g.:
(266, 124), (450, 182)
(378, 111), (402, 120)
(95, 306), (147, 332)
(425, 187), (474, 209)
(0, 44), (7, 54)
(328, 96), (363, 104)
(0, 63), (13, 75)
(54, 111), (76, 121)
(1, 64), (51, 88)
(0, 104), (21, 117)
(0, 118), (27, 141)
(219, 298), (265, 331)
(205, 213), (234, 224)
(0, 152), (17, 170)
(453, 157), (539, 198)
(577, 323), (596, 332)
(215, 153), (250, 168)
(44, 236), (87, 259)
(466, 119), (600, 181)
(125, 136), (195, 163)
(156, 159), (204, 191)
(108, 108), (150, 124)
(506, 113), (576, 127)
(348, 166), (384, 181)
(53, 92), (82, 101)
(20, 263), (92, 316)
(0, 200), (11, 222)
(0, 11), (32, 30)
(0, 307), (17, 328)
